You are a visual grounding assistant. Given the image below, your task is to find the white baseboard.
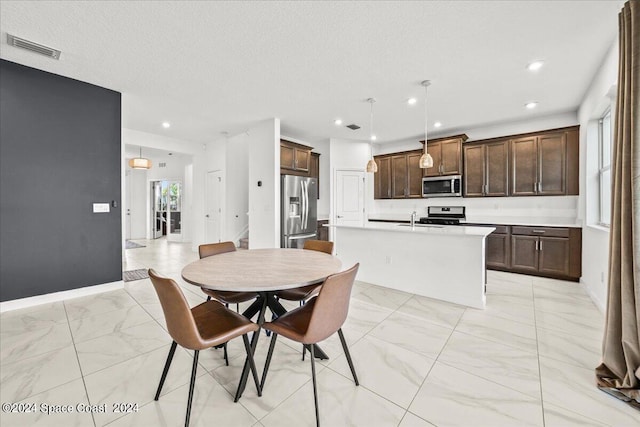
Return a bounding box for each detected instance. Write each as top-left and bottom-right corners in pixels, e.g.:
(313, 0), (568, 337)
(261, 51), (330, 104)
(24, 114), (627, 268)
(0, 280), (124, 313)
(581, 278), (607, 314)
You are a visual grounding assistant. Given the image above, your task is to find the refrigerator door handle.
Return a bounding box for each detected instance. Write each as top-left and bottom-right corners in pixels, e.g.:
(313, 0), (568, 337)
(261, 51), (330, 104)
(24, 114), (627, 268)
(287, 233), (316, 240)
(302, 180), (308, 230)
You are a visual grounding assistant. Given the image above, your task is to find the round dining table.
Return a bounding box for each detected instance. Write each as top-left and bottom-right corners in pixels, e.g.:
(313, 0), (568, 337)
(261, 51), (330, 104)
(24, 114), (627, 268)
(181, 247), (343, 401)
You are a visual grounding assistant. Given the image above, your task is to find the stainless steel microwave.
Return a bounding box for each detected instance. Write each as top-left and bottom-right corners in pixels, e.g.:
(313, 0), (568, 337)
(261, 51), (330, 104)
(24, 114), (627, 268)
(422, 175), (462, 197)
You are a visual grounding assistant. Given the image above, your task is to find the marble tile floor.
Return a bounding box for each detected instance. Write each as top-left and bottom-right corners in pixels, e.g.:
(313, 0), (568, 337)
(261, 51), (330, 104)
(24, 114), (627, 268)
(1, 238), (639, 426)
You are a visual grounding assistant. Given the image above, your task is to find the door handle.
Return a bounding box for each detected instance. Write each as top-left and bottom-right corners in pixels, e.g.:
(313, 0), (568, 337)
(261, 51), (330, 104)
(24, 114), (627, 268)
(205, 214), (210, 218)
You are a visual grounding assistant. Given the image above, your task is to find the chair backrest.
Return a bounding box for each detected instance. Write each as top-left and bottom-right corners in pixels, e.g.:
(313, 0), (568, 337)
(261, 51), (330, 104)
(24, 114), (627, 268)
(148, 268), (201, 350)
(303, 239), (334, 255)
(304, 263), (359, 344)
(199, 241), (237, 259)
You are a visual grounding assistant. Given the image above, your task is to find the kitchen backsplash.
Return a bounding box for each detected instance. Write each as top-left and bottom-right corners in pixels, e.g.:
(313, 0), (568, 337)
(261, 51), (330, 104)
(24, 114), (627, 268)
(369, 195), (579, 225)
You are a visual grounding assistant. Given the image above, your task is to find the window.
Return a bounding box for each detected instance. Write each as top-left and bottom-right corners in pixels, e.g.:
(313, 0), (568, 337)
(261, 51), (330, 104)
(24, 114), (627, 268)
(599, 109), (612, 226)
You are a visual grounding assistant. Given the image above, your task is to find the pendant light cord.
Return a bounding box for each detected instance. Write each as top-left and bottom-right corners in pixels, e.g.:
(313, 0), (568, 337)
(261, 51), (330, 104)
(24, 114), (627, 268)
(423, 81), (430, 149)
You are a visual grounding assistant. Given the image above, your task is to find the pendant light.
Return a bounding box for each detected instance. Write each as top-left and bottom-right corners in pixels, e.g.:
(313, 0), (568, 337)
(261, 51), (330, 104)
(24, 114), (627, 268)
(129, 147), (152, 169)
(365, 98), (378, 173)
(419, 80), (434, 169)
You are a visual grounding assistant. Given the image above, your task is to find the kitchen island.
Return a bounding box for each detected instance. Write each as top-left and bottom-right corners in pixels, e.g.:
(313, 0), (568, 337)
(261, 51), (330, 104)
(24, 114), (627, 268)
(330, 222), (495, 309)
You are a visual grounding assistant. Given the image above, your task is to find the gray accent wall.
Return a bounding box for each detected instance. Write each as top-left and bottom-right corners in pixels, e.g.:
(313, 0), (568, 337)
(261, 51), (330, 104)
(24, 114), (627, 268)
(0, 59), (122, 302)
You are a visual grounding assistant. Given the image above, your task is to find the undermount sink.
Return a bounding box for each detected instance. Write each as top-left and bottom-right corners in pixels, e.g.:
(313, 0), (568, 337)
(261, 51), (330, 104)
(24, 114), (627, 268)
(397, 223), (443, 228)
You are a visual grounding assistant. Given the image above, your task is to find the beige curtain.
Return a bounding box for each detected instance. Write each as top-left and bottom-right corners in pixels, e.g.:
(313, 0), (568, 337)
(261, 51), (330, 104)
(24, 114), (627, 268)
(595, 0), (640, 409)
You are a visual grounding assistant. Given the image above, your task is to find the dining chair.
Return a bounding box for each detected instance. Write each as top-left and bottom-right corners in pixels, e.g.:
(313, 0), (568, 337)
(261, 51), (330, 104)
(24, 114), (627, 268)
(149, 269), (262, 427)
(260, 263), (360, 427)
(198, 241), (259, 364)
(275, 240), (334, 303)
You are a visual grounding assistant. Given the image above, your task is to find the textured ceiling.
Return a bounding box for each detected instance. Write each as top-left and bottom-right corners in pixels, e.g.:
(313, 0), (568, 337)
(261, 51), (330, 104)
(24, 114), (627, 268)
(0, 1), (623, 145)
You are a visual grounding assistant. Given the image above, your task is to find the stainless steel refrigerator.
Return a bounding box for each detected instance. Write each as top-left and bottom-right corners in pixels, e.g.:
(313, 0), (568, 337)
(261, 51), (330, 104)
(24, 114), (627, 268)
(281, 175), (318, 248)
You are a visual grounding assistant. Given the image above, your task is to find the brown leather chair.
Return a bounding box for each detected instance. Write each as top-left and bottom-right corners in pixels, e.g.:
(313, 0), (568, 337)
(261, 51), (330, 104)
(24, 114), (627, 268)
(275, 240), (334, 302)
(149, 269), (261, 427)
(260, 263), (360, 427)
(198, 242), (259, 364)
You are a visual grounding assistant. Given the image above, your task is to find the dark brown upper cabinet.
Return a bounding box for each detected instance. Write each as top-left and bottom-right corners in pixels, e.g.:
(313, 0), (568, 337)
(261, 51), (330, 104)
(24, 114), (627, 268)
(280, 139), (312, 174)
(510, 127), (578, 196)
(463, 139), (509, 197)
(420, 134), (468, 177)
(374, 150), (422, 199)
(465, 126), (578, 198)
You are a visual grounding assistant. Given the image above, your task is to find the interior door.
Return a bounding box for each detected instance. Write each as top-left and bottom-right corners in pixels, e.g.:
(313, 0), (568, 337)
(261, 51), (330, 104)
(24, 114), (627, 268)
(206, 171), (223, 244)
(335, 170), (364, 227)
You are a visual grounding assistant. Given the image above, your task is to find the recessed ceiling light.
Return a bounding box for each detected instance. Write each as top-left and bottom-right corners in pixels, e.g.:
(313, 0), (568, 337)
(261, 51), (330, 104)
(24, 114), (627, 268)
(407, 98), (417, 105)
(527, 60), (544, 71)
(162, 122), (171, 128)
(334, 119), (343, 126)
(371, 135), (377, 141)
(434, 122), (442, 128)
(525, 102), (538, 109)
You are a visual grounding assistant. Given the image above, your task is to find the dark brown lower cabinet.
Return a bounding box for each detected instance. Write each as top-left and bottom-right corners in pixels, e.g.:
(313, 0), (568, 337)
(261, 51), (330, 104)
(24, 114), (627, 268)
(486, 226), (510, 269)
(317, 220), (329, 241)
(508, 226), (581, 281)
(538, 237), (570, 276)
(481, 224), (581, 281)
(511, 235), (540, 272)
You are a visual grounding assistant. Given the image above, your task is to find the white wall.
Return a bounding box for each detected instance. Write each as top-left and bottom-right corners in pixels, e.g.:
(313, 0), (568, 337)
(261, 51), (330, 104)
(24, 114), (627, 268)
(225, 133), (249, 243)
(577, 39), (618, 312)
(248, 119), (280, 249)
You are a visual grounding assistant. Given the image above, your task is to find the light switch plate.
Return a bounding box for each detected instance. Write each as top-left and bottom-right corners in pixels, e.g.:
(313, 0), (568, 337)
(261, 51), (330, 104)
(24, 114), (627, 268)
(93, 203), (110, 213)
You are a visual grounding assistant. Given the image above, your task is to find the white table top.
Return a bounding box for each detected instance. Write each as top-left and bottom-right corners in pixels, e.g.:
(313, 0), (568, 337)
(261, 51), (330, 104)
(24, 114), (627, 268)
(181, 248), (343, 292)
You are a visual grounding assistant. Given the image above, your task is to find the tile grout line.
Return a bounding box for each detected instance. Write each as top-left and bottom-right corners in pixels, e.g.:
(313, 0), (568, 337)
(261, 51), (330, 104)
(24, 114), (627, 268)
(403, 305), (467, 427)
(62, 300), (97, 427)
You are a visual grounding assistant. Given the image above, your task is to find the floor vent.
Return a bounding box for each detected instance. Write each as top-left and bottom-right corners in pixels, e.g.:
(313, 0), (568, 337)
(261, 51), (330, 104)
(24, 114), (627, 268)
(346, 124), (361, 130)
(6, 34), (61, 60)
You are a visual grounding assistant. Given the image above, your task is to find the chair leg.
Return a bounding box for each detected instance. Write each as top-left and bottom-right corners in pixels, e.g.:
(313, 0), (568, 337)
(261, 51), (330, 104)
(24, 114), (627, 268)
(309, 344), (320, 427)
(206, 296), (211, 301)
(223, 343), (229, 366)
(154, 341), (177, 400)
(302, 344), (306, 361)
(337, 329), (359, 386)
(260, 332), (278, 389)
(242, 334), (262, 397)
(236, 303), (240, 313)
(185, 350), (199, 427)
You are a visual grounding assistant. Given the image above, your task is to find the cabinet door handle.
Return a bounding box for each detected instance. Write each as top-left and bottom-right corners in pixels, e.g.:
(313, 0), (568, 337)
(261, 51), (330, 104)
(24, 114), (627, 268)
(535, 240), (539, 251)
(539, 240), (543, 251)
(539, 182), (542, 193)
(532, 229), (546, 234)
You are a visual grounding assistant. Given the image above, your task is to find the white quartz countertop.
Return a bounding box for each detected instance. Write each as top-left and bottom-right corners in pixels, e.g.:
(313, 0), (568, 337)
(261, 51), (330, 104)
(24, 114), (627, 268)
(329, 221), (495, 237)
(368, 213), (581, 228)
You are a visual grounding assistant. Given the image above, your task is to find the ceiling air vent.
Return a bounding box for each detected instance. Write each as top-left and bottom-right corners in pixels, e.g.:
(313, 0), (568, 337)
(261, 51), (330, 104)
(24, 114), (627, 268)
(6, 34), (61, 60)
(158, 162), (167, 168)
(346, 124), (360, 130)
